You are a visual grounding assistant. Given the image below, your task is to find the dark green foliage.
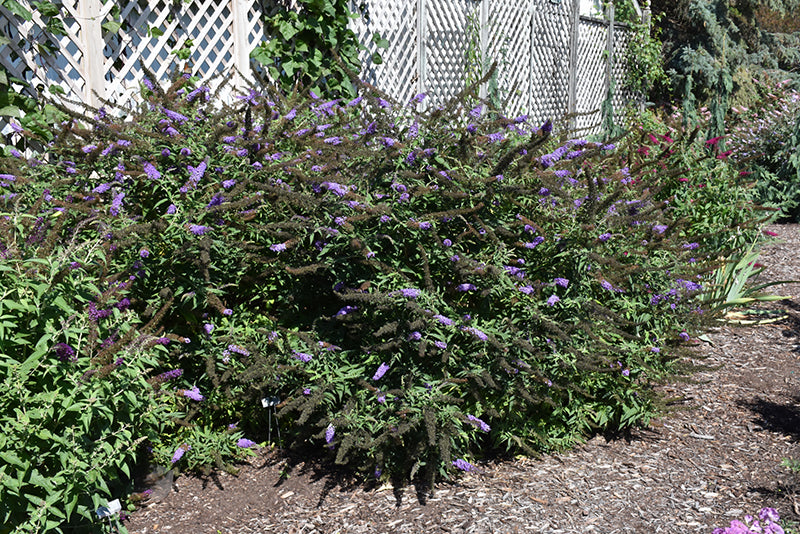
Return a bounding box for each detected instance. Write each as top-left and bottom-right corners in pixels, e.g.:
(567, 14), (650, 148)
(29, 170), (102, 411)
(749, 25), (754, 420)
(0, 69), (767, 530)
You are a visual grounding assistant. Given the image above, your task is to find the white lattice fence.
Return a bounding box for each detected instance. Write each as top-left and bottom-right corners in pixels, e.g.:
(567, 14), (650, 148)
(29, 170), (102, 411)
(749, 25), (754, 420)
(1, 0), (642, 141)
(0, 0), (262, 112)
(575, 16), (608, 131)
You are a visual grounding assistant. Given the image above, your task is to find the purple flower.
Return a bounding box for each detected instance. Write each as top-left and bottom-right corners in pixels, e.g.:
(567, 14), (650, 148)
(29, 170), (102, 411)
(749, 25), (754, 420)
(236, 438), (257, 448)
(325, 424), (335, 443)
(518, 285), (534, 295)
(622, 369), (630, 376)
(457, 283), (476, 292)
(171, 444), (189, 463)
(547, 294), (560, 306)
(180, 147), (192, 156)
(303, 388), (311, 395)
(433, 314), (453, 326)
(467, 414), (491, 432)
(650, 347), (660, 353)
(163, 108), (189, 123)
(396, 288), (420, 299)
(222, 179), (236, 189)
(600, 280), (614, 291)
(166, 204), (177, 214)
(759, 508), (780, 523)
(183, 386), (204, 401)
(452, 459), (475, 472)
(81, 144), (97, 153)
(143, 161), (161, 180)
(442, 238), (452, 247)
(683, 242), (699, 250)
(336, 305), (357, 316)
(223, 308), (233, 316)
(189, 224), (210, 235)
(408, 331), (422, 341)
(434, 341), (447, 350)
(228, 344), (250, 356)
(324, 136), (342, 145)
(53, 343), (76, 362)
(187, 160), (207, 186)
(270, 243), (287, 252)
(139, 248), (150, 258)
(524, 236), (545, 249)
(463, 326), (488, 341)
(109, 192), (125, 216)
(598, 233), (612, 242)
(293, 351), (312, 363)
(284, 108), (297, 120)
(679, 331), (690, 341)
(418, 221), (432, 230)
(203, 323), (214, 335)
(653, 224), (668, 234)
(469, 105), (483, 117)
(553, 277), (569, 288)
(156, 369), (183, 382)
(372, 362), (390, 381)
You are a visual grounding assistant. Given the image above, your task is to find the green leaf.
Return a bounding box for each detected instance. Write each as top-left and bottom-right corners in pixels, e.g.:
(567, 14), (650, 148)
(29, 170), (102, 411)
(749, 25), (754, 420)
(278, 21), (299, 41)
(48, 84), (65, 95)
(4, 0), (32, 20)
(0, 451), (26, 469)
(102, 20), (122, 34)
(32, 1), (59, 17)
(148, 26), (164, 38)
(371, 52), (383, 65)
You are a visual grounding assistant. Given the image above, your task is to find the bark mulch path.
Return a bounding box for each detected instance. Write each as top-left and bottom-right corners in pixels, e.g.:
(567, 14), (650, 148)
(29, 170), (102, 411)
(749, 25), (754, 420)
(126, 224), (800, 534)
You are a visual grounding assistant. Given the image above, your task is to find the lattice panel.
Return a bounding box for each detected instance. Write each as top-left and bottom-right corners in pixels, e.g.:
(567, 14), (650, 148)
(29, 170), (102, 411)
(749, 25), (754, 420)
(528, 0), (573, 127)
(0, 2), (90, 103)
(424, 0), (474, 108)
(484, 0), (532, 118)
(611, 25), (641, 114)
(574, 17), (607, 132)
(350, 0), (419, 106)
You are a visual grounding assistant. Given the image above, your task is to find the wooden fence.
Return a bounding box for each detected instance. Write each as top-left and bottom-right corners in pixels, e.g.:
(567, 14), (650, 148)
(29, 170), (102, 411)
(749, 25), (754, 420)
(0, 0), (645, 135)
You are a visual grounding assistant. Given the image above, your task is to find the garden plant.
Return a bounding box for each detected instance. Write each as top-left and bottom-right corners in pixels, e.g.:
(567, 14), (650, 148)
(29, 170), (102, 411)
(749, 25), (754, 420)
(0, 67), (775, 532)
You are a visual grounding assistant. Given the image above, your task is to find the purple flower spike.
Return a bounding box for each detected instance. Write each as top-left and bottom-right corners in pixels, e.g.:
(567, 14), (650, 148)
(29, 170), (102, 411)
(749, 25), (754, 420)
(237, 438), (257, 448)
(452, 459), (475, 472)
(171, 444), (189, 463)
(457, 283), (476, 292)
(372, 362), (390, 381)
(547, 294), (560, 306)
(183, 386), (204, 401)
(325, 424), (335, 443)
(467, 414), (491, 432)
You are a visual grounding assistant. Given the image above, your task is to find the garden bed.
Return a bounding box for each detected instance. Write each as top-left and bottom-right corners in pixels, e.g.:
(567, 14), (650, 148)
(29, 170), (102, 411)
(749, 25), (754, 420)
(125, 225), (800, 534)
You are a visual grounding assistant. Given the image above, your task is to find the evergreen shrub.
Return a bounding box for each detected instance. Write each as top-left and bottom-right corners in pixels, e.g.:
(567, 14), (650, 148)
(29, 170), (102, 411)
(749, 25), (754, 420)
(0, 72), (765, 530)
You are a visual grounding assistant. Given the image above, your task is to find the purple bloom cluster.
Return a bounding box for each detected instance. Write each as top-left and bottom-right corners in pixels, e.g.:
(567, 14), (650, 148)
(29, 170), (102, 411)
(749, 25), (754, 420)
(53, 343), (76, 362)
(452, 459), (475, 472)
(293, 351), (312, 363)
(228, 344), (250, 356)
(372, 362), (390, 381)
(237, 438), (257, 448)
(433, 314), (453, 326)
(325, 424), (335, 443)
(466, 414), (491, 432)
(171, 444), (190, 463)
(155, 369), (183, 382)
(553, 277), (569, 288)
(457, 283), (476, 292)
(182, 386), (204, 401)
(463, 326), (488, 341)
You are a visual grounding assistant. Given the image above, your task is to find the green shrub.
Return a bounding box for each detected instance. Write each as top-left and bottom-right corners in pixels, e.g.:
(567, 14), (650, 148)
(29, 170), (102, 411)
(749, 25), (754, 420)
(0, 207), (168, 532)
(0, 71), (765, 527)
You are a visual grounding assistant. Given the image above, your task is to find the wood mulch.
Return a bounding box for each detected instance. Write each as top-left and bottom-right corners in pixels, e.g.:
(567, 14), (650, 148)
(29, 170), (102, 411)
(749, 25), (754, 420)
(126, 224), (800, 534)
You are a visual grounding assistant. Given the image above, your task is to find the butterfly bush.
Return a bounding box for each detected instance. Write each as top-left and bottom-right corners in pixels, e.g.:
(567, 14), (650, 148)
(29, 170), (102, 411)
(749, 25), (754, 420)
(0, 68), (766, 493)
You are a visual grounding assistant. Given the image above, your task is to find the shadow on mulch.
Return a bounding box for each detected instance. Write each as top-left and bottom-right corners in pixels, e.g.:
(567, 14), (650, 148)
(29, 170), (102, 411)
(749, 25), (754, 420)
(739, 395), (800, 442)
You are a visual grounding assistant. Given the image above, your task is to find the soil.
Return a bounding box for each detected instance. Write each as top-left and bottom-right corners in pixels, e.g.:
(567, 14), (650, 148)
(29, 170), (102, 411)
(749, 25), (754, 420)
(126, 224), (800, 534)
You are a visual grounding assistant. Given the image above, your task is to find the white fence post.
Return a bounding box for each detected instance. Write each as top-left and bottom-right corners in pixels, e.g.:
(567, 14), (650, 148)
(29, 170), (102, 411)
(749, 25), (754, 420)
(231, 0), (252, 89)
(417, 0), (427, 104)
(478, 0), (489, 100)
(77, 0), (105, 107)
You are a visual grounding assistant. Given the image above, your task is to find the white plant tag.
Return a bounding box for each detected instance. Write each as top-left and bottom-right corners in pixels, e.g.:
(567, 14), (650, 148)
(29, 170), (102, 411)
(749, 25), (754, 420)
(96, 498), (121, 518)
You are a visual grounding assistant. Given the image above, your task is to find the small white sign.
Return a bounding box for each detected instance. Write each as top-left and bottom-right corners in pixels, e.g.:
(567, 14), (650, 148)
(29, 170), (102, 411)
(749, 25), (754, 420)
(261, 396), (280, 408)
(96, 498), (121, 518)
